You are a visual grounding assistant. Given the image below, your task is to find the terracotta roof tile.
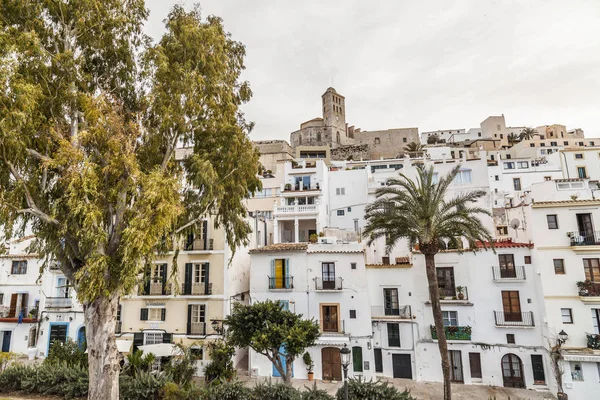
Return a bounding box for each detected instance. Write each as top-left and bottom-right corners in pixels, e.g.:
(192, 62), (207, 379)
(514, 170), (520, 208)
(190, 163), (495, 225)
(476, 241), (533, 249)
(249, 243), (308, 254)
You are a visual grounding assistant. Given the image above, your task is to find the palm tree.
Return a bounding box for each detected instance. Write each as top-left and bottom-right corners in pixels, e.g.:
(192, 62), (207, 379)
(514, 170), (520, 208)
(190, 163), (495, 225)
(507, 132), (519, 146)
(363, 165), (493, 400)
(519, 127), (536, 141)
(404, 141), (424, 158)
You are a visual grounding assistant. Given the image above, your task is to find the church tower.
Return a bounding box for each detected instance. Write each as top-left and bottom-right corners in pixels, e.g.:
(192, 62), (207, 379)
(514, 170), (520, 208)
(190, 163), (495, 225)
(321, 87), (350, 147)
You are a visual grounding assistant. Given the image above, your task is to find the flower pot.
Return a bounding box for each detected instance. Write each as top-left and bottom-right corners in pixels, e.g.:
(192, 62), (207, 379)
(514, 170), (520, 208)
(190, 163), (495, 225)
(307, 371), (314, 381)
(458, 293), (464, 300)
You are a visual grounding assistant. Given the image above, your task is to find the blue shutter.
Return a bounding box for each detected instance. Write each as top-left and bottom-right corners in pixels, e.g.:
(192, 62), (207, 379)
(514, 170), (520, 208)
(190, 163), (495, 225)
(270, 259), (275, 289)
(285, 259), (291, 288)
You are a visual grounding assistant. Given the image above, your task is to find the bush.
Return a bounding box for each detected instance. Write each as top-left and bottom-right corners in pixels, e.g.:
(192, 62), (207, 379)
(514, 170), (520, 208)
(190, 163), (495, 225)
(251, 379), (302, 400)
(123, 349), (156, 376)
(45, 338), (88, 368)
(302, 382), (334, 400)
(119, 370), (170, 400)
(203, 340), (236, 383)
(164, 343), (200, 388)
(0, 362), (88, 399)
(0, 352), (16, 372)
(203, 379), (252, 400)
(335, 378), (415, 400)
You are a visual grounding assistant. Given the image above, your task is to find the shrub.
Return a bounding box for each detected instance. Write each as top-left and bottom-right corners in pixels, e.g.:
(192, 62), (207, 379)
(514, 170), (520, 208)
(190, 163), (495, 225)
(302, 382), (334, 400)
(335, 377), (415, 400)
(164, 343), (201, 388)
(123, 349), (156, 376)
(251, 379), (302, 400)
(119, 370), (169, 400)
(203, 340), (236, 383)
(0, 352), (16, 372)
(45, 338), (88, 368)
(203, 379), (252, 400)
(0, 362), (88, 399)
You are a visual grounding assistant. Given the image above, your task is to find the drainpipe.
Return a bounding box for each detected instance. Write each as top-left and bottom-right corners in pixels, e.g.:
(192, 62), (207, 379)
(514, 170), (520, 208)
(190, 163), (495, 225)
(561, 151), (570, 179)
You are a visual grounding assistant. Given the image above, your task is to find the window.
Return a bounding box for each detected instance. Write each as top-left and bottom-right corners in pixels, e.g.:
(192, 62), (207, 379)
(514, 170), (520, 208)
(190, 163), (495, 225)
(505, 153), (511, 159)
(321, 262), (336, 289)
(575, 153), (584, 159)
(540, 149), (546, 154)
(403, 137), (407, 143)
(469, 353), (482, 379)
(517, 161), (529, 169)
(577, 166), (587, 178)
(28, 326), (37, 347)
(494, 175), (499, 181)
(593, 309), (600, 334)
(347, 207), (352, 212)
(504, 162), (515, 170)
(337, 210), (345, 216)
(145, 332), (163, 345)
(544, 176), (552, 181)
(321, 305), (339, 332)
(590, 141), (595, 146)
(149, 308), (164, 321)
(387, 323), (400, 347)
(349, 310), (356, 319)
(530, 143), (535, 148)
(277, 300), (289, 311)
(546, 215), (558, 229)
(571, 362), (583, 381)
(350, 262), (357, 270)
(506, 334), (515, 344)
(383, 288), (399, 315)
(374, 138), (380, 145)
(553, 259), (565, 274)
(550, 141), (557, 146)
(0, 293), (3, 304)
(11, 260), (27, 275)
(432, 173), (439, 184)
(453, 170), (472, 184)
(561, 308), (573, 324)
(524, 256), (531, 264)
(540, 142), (546, 147)
(564, 141), (569, 145)
(513, 178), (521, 191)
(190, 304), (206, 322)
(336, 187), (346, 195)
(442, 311), (458, 327)
(583, 259), (600, 282)
(497, 124), (501, 131)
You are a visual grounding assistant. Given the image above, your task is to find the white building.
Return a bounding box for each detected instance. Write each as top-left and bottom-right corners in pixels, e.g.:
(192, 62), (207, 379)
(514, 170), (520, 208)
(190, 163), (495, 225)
(248, 240), (373, 381)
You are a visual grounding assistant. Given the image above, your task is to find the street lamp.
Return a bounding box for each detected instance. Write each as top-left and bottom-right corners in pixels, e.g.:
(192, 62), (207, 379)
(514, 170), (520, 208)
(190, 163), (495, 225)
(340, 344), (351, 400)
(558, 330), (569, 345)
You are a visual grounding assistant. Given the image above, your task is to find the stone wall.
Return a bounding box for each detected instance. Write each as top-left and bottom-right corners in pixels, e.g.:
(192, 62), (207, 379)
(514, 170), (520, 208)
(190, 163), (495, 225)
(331, 144), (369, 161)
(354, 128), (419, 159)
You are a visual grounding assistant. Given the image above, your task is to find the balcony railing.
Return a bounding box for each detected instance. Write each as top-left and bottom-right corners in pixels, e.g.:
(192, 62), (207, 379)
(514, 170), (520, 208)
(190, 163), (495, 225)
(283, 182), (320, 192)
(586, 333), (600, 350)
(268, 276), (293, 289)
(577, 281), (600, 297)
(371, 305), (412, 319)
(187, 322), (206, 336)
(439, 286), (469, 300)
(140, 281), (172, 296)
(494, 311), (535, 327)
(274, 204), (318, 214)
(317, 318), (346, 334)
(181, 282), (212, 295)
(184, 238), (213, 251)
(492, 265), (527, 281)
(569, 231), (600, 246)
(314, 277), (343, 290)
(45, 297), (73, 308)
(430, 325), (472, 341)
(149, 282), (164, 295)
(115, 321), (122, 334)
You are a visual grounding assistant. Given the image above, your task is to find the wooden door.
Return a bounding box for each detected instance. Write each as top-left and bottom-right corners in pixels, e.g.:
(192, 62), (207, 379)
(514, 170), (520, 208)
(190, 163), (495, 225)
(374, 348), (383, 373)
(577, 213), (594, 238)
(469, 352), (482, 379)
(531, 354), (545, 384)
(8, 294), (18, 318)
(498, 254), (516, 278)
(49, 324), (68, 351)
(502, 291), (522, 322)
(1, 331), (11, 352)
(437, 268), (455, 297)
(449, 350), (464, 383)
(322, 305), (339, 332)
(502, 354), (525, 388)
(322, 263), (336, 289)
(321, 347), (342, 381)
(392, 354), (412, 379)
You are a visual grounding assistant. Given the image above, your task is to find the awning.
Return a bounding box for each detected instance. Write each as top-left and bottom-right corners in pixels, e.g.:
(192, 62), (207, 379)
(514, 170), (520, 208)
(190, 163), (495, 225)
(137, 343), (183, 358)
(117, 340), (133, 354)
(314, 336), (350, 347)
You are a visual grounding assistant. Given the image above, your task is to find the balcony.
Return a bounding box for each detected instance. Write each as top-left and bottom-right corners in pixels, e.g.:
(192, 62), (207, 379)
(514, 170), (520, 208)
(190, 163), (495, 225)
(149, 282), (164, 295)
(274, 204), (318, 216)
(318, 318), (346, 334)
(187, 322), (206, 336)
(371, 305), (412, 320)
(438, 286), (469, 302)
(181, 282), (212, 295)
(45, 297), (73, 308)
(491, 265), (527, 281)
(577, 281), (600, 303)
(568, 231), (600, 246)
(115, 321), (122, 334)
(140, 282), (172, 296)
(430, 325), (472, 341)
(1, 307), (37, 322)
(184, 238), (214, 251)
(586, 333), (600, 350)
(314, 277), (343, 291)
(494, 311), (535, 327)
(268, 276), (293, 290)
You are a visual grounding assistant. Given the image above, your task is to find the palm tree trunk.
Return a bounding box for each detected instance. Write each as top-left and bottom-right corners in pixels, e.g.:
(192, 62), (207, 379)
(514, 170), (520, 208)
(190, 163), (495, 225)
(425, 252), (452, 400)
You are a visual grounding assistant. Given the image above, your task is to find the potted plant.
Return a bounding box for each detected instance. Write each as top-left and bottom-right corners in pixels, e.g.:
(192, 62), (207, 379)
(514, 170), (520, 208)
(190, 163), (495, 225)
(284, 183), (292, 191)
(303, 351), (314, 381)
(456, 286), (465, 300)
(29, 308), (38, 319)
(577, 280), (593, 296)
(309, 233), (318, 243)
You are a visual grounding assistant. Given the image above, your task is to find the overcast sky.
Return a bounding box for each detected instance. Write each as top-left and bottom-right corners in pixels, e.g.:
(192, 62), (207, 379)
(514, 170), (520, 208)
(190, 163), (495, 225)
(145, 0), (600, 141)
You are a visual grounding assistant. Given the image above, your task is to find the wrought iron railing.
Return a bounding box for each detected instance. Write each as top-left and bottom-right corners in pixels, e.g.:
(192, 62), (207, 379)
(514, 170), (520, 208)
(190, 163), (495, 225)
(586, 333), (600, 349)
(181, 282), (212, 295)
(45, 297), (73, 308)
(439, 285), (469, 300)
(187, 322), (206, 336)
(569, 231), (600, 246)
(491, 265), (526, 281)
(494, 311), (534, 327)
(314, 277), (343, 290)
(371, 305), (412, 319)
(577, 281), (600, 297)
(268, 276), (293, 289)
(430, 325), (472, 340)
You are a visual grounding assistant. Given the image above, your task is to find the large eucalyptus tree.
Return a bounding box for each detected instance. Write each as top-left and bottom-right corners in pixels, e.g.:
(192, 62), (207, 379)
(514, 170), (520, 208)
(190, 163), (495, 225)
(364, 165), (493, 400)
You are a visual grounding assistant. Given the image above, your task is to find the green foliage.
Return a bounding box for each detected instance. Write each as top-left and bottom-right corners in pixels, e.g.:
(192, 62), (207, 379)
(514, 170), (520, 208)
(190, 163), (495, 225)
(203, 339), (236, 383)
(45, 339), (88, 368)
(224, 300), (320, 382)
(335, 378), (416, 400)
(427, 134), (440, 144)
(0, 362), (88, 399)
(119, 371), (170, 400)
(403, 142), (424, 157)
(203, 380), (252, 400)
(123, 350), (156, 376)
(251, 379), (302, 400)
(303, 352), (314, 372)
(301, 383), (334, 400)
(0, 352), (16, 372)
(519, 127), (536, 141)
(163, 343), (201, 388)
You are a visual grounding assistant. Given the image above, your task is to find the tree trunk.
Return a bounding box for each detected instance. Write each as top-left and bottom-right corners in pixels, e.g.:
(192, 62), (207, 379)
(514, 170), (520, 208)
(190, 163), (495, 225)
(284, 355), (293, 385)
(85, 292), (120, 400)
(425, 252), (452, 400)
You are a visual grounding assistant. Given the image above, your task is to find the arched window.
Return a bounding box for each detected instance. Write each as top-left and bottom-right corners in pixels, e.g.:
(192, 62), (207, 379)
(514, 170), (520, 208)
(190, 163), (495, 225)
(317, 132), (321, 142)
(336, 132), (341, 143)
(501, 353), (524, 388)
(77, 326), (86, 351)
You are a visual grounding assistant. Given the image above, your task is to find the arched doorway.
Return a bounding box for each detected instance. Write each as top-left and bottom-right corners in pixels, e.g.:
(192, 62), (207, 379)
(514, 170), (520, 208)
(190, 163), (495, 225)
(501, 353), (524, 388)
(336, 131), (340, 144)
(321, 347), (342, 381)
(77, 326), (86, 351)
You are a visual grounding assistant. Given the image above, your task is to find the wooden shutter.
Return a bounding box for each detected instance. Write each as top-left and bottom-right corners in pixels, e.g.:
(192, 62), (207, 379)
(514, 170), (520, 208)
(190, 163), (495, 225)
(270, 259), (275, 288)
(186, 304), (192, 335)
(133, 332), (144, 352)
(8, 294), (18, 318)
(184, 263), (192, 295)
(204, 263), (210, 295)
(143, 264), (151, 295)
(21, 293), (28, 312)
(469, 352), (482, 378)
(502, 291), (522, 321)
(162, 333), (172, 343)
(285, 258), (291, 288)
(140, 308), (148, 321)
(161, 264), (168, 295)
(161, 308), (166, 321)
(202, 220), (208, 250)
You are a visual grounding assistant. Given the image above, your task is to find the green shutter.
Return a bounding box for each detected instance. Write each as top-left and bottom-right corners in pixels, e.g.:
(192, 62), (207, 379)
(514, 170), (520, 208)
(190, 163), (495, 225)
(140, 308), (148, 321)
(204, 263), (210, 295)
(184, 263), (192, 295)
(285, 259), (291, 288)
(352, 346), (363, 372)
(162, 333), (172, 343)
(133, 332), (144, 352)
(186, 304), (192, 335)
(161, 308), (166, 321)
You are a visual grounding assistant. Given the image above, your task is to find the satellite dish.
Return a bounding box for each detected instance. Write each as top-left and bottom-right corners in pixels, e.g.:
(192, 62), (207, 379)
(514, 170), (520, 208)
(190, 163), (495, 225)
(510, 219), (520, 229)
